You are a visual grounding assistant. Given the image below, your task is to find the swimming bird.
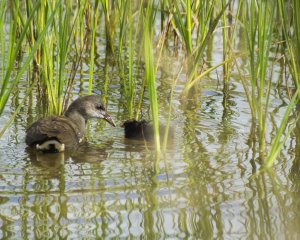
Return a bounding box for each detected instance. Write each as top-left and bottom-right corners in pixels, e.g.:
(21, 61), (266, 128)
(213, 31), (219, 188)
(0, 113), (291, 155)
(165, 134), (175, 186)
(25, 95), (115, 153)
(121, 119), (172, 141)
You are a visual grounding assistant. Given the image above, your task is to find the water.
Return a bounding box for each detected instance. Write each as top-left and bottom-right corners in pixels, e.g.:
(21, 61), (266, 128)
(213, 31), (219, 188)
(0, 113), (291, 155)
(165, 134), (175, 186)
(1, 14), (300, 240)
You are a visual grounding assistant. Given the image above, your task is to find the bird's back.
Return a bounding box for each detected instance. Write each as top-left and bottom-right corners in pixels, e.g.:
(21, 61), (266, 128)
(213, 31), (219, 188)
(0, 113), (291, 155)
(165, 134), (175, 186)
(26, 116), (84, 151)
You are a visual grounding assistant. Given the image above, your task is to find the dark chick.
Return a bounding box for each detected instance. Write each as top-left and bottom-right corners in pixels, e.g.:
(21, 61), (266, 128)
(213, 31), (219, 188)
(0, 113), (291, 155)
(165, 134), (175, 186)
(121, 119), (172, 141)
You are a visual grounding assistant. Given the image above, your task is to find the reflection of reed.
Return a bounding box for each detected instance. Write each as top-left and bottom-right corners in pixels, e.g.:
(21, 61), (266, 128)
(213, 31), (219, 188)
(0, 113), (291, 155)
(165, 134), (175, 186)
(246, 172), (273, 239)
(290, 104), (300, 181)
(2, 135), (300, 239)
(181, 90), (218, 239)
(13, 145), (217, 238)
(288, 111), (300, 239)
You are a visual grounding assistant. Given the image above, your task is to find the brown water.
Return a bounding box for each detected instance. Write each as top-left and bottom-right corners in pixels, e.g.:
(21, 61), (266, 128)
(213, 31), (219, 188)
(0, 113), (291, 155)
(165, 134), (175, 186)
(1, 17), (300, 240)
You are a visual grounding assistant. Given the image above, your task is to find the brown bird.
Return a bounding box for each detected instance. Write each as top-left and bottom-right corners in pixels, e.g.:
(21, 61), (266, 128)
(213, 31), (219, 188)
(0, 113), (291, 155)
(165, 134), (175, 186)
(25, 95), (115, 153)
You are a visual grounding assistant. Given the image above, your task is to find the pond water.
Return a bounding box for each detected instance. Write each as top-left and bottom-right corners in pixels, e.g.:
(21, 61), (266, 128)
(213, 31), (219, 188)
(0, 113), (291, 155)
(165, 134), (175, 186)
(1, 11), (300, 240)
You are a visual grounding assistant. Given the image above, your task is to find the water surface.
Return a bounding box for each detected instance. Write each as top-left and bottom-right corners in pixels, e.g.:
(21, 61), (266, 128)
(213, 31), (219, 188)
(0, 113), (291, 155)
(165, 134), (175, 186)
(1, 11), (300, 240)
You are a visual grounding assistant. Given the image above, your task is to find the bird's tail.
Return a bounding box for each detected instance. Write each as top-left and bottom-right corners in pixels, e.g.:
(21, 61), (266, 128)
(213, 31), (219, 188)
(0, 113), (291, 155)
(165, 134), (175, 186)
(36, 140), (65, 153)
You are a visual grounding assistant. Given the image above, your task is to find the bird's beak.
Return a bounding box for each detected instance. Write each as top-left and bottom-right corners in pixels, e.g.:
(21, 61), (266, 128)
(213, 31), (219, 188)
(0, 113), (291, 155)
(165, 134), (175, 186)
(103, 113), (116, 127)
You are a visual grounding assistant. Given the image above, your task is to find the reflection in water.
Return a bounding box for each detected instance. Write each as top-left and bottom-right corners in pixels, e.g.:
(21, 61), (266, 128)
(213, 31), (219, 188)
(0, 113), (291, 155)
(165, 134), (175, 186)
(2, 116), (300, 238)
(287, 117), (300, 239)
(28, 150), (65, 168)
(26, 143), (111, 180)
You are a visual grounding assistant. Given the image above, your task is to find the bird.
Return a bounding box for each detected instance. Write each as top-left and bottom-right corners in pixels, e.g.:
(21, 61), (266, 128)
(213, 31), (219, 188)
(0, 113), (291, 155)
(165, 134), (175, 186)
(25, 95), (115, 153)
(121, 119), (173, 141)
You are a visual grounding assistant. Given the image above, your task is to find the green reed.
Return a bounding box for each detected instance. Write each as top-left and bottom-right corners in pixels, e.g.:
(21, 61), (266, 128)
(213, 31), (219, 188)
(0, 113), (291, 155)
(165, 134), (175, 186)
(143, 1), (161, 153)
(240, 0), (276, 156)
(88, 0), (100, 95)
(265, 0), (300, 166)
(117, 1), (148, 120)
(37, 0), (87, 114)
(56, 1), (72, 114)
(0, 0), (95, 117)
(178, 1), (230, 96)
(117, 0), (136, 118)
(0, 0), (61, 116)
(36, 1), (63, 114)
(221, 1), (241, 117)
(101, 0), (114, 53)
(127, 0), (135, 118)
(266, 89), (300, 167)
(221, 0), (229, 82)
(277, 0), (300, 87)
(0, 0), (5, 79)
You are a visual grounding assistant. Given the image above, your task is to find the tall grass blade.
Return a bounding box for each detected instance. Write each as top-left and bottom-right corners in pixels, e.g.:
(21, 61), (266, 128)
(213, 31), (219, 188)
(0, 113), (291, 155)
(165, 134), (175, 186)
(127, 0), (134, 118)
(240, 0), (276, 154)
(0, 0), (6, 81)
(88, 0), (100, 95)
(144, 2), (160, 153)
(188, 2), (230, 81)
(266, 89), (300, 167)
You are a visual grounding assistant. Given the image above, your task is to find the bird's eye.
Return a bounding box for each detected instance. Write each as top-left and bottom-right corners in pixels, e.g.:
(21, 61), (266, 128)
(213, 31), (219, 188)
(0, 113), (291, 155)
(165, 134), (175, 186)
(96, 105), (105, 111)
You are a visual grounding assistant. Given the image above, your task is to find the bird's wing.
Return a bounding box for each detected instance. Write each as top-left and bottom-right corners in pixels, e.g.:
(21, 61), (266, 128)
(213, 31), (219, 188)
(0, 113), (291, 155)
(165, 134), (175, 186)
(25, 116), (82, 148)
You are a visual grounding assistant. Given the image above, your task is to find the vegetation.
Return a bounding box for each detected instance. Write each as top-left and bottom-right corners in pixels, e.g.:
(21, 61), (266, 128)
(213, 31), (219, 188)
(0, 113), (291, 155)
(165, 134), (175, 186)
(0, 0), (299, 167)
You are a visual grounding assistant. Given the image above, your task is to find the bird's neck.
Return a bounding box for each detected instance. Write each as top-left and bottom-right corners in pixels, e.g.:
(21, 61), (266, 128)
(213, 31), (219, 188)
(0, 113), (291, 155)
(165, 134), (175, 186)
(64, 110), (86, 134)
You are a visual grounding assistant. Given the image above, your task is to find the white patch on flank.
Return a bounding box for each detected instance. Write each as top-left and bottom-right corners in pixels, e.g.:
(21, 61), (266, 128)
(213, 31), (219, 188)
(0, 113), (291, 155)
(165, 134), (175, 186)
(36, 140), (65, 152)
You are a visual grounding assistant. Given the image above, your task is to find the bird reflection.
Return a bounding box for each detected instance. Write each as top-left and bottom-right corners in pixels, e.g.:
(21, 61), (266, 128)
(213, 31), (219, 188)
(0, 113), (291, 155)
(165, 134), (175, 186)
(26, 147), (66, 168)
(26, 142), (109, 168)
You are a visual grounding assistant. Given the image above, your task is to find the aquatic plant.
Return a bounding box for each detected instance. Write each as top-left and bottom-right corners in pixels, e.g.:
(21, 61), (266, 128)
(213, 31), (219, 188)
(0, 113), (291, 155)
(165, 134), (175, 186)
(88, 0), (100, 95)
(236, 0), (276, 160)
(266, 0), (300, 166)
(143, 1), (161, 153)
(0, 0), (62, 116)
